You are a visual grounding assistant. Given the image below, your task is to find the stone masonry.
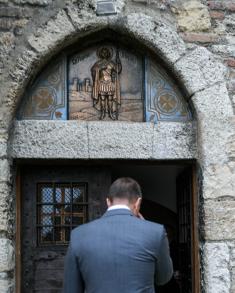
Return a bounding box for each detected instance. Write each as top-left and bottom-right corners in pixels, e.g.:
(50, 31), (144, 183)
(0, 0), (235, 292)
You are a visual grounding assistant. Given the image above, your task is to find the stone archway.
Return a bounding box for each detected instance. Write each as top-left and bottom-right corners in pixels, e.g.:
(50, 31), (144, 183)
(0, 2), (233, 292)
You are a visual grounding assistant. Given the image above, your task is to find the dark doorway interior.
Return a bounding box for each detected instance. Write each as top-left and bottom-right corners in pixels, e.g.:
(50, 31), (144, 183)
(19, 161), (195, 293)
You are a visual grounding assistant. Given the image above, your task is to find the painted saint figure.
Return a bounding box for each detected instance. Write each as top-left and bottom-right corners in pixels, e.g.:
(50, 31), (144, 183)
(91, 47), (122, 120)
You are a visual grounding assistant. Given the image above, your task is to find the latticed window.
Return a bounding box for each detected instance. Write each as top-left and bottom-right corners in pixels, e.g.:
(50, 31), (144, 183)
(37, 183), (88, 245)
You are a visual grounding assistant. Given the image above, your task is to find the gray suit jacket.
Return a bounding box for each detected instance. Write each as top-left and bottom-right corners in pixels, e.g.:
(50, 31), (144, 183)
(64, 209), (173, 293)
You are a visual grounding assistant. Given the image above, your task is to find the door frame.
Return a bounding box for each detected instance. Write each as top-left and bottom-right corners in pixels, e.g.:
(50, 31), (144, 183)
(15, 160), (201, 293)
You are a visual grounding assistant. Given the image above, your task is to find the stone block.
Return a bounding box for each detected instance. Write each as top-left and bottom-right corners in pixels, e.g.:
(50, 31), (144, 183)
(209, 10), (225, 20)
(88, 122), (154, 159)
(0, 19), (13, 31)
(66, 5), (108, 32)
(192, 83), (233, 119)
(0, 135), (7, 158)
(204, 199), (235, 240)
(202, 162), (235, 199)
(0, 183), (10, 232)
(0, 7), (28, 18)
(10, 120), (89, 159)
(0, 279), (14, 293)
(197, 117), (234, 167)
(121, 13), (186, 65)
(13, 0), (51, 5)
(175, 47), (227, 95)
(28, 10), (75, 55)
(0, 160), (10, 182)
(204, 242), (230, 293)
(180, 32), (219, 44)
(152, 121), (197, 159)
(212, 44), (235, 58)
(0, 239), (14, 272)
(171, 1), (211, 32)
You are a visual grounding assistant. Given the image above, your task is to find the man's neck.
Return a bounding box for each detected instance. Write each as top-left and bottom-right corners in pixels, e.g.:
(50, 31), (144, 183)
(107, 204), (130, 211)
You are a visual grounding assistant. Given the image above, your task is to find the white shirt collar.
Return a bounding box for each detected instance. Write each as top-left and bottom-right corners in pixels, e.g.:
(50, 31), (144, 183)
(107, 204), (130, 211)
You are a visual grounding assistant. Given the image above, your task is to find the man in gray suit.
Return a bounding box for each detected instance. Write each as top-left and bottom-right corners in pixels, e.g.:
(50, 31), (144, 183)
(64, 177), (173, 293)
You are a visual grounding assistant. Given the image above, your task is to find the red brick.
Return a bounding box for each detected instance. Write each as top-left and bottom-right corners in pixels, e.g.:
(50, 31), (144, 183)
(227, 3), (235, 12)
(180, 32), (219, 44)
(207, 1), (235, 12)
(226, 58), (235, 68)
(207, 1), (225, 10)
(209, 10), (225, 20)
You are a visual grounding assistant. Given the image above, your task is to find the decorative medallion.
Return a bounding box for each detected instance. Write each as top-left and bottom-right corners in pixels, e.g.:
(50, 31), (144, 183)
(145, 58), (191, 123)
(20, 58), (67, 120)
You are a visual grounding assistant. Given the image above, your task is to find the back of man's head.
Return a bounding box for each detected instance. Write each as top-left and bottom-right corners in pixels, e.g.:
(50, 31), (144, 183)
(108, 177), (142, 203)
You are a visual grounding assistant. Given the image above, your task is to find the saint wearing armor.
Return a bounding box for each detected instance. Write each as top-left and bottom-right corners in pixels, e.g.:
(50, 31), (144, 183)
(91, 47), (122, 120)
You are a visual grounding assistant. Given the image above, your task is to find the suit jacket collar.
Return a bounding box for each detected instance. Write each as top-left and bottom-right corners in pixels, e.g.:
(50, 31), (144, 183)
(102, 208), (134, 218)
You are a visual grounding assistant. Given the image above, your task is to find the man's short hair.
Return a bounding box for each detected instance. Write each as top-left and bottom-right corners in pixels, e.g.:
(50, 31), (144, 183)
(108, 177), (142, 202)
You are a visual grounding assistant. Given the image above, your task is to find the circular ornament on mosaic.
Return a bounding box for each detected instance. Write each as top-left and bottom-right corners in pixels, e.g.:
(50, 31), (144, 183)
(154, 90), (180, 115)
(31, 86), (57, 112)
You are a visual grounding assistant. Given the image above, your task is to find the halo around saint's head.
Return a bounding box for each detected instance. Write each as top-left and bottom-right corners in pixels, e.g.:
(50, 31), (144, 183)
(97, 47), (113, 60)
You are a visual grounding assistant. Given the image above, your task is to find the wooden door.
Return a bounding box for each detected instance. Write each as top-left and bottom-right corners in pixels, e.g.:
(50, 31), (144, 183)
(21, 166), (111, 293)
(176, 167), (200, 293)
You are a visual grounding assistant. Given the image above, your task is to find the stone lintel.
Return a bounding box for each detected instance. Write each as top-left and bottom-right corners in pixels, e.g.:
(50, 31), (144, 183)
(10, 120), (196, 160)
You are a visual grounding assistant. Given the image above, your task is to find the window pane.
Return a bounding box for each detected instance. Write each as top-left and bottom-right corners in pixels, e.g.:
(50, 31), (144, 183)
(73, 187), (84, 203)
(37, 183), (88, 245)
(41, 187), (53, 203)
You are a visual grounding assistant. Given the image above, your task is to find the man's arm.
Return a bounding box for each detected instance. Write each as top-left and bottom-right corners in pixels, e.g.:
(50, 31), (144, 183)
(155, 227), (173, 286)
(63, 241), (84, 293)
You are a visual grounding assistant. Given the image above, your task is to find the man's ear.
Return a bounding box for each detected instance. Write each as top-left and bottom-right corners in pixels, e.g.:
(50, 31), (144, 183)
(106, 198), (112, 208)
(135, 197), (142, 212)
(137, 197), (142, 209)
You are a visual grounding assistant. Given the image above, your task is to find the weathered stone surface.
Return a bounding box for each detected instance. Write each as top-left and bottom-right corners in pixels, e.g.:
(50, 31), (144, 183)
(120, 13), (186, 64)
(204, 242), (230, 293)
(0, 239), (14, 272)
(192, 83), (233, 119)
(13, 0), (51, 5)
(0, 135), (7, 158)
(0, 183), (10, 232)
(203, 162), (235, 199)
(10, 121), (89, 159)
(66, 5), (108, 34)
(10, 121), (198, 159)
(0, 160), (10, 182)
(204, 199), (235, 240)
(175, 47), (227, 95)
(88, 122), (154, 159)
(229, 242), (235, 293)
(197, 117), (234, 166)
(171, 1), (211, 32)
(152, 121), (197, 159)
(28, 10), (75, 55)
(0, 279), (14, 293)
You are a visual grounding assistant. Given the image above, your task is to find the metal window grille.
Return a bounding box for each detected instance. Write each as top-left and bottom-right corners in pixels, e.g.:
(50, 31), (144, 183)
(37, 183), (88, 245)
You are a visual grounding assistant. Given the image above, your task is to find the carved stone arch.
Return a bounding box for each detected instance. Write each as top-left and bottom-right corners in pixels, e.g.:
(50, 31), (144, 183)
(4, 10), (232, 128)
(3, 5), (234, 293)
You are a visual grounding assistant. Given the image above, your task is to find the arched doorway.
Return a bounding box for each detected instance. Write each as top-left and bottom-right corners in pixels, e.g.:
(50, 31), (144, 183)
(13, 31), (199, 293)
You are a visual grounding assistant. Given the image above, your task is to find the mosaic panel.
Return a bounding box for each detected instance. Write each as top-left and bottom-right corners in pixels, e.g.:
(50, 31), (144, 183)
(19, 57), (67, 120)
(145, 58), (191, 123)
(18, 44), (192, 123)
(69, 44), (144, 121)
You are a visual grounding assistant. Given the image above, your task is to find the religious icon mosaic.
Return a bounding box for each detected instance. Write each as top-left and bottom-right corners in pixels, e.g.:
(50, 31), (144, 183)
(19, 42), (192, 123)
(69, 44), (144, 121)
(19, 58), (67, 120)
